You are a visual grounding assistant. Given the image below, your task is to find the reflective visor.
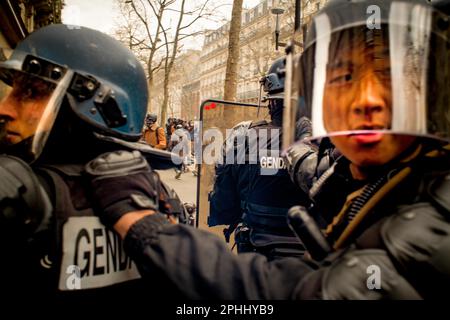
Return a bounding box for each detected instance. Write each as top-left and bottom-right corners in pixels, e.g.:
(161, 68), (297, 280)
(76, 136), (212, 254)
(0, 50), (72, 161)
(292, 2), (450, 145)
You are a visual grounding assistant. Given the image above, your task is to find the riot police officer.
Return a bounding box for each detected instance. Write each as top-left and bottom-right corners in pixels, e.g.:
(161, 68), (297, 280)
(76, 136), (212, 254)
(86, 0), (450, 300)
(208, 57), (309, 260)
(0, 24), (185, 303)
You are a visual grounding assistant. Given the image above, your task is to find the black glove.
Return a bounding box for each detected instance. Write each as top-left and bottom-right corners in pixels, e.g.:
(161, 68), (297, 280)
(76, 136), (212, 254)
(85, 150), (161, 228)
(297, 248), (422, 300)
(295, 116), (312, 141)
(284, 141), (318, 193)
(381, 200), (450, 298)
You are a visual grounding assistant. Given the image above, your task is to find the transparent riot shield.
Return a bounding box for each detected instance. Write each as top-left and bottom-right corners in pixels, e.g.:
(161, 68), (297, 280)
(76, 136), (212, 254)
(195, 99), (267, 242)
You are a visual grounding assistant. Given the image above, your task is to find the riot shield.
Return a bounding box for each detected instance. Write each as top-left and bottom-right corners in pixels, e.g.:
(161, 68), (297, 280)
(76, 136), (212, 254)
(195, 99), (267, 241)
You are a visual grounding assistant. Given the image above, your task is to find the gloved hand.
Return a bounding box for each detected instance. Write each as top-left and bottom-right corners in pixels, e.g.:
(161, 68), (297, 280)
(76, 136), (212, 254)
(85, 150), (161, 229)
(296, 248), (422, 300)
(283, 141), (318, 193)
(295, 116), (313, 141)
(381, 200), (450, 298)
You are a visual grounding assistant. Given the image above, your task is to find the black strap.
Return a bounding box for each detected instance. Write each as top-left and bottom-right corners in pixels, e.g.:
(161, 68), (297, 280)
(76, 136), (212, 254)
(223, 221), (240, 243)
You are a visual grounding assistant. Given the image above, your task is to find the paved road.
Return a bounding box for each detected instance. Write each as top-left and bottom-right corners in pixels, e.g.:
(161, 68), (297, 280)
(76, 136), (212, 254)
(156, 167), (233, 248)
(156, 168), (197, 204)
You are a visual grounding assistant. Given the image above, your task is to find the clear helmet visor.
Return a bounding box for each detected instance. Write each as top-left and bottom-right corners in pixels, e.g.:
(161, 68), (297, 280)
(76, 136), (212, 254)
(292, 2), (450, 148)
(0, 49), (72, 161)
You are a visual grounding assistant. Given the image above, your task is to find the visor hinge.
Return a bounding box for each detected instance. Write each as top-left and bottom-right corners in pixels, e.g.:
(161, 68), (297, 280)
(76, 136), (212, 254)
(94, 88), (127, 128)
(69, 73), (99, 101)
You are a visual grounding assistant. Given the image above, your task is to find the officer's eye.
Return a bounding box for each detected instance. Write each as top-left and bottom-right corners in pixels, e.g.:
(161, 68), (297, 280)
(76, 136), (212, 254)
(328, 72), (353, 85)
(12, 75), (53, 101)
(327, 60), (354, 86)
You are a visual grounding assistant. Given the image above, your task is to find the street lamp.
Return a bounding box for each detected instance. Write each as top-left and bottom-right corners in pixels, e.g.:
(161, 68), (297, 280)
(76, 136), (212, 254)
(271, 7), (285, 51)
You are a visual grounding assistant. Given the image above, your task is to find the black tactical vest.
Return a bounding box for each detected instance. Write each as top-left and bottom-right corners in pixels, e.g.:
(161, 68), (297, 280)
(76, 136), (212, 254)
(8, 163), (149, 302)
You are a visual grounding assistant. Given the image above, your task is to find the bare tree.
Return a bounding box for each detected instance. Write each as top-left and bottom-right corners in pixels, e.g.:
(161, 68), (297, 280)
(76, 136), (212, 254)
(114, 3), (151, 74)
(114, 0), (170, 114)
(115, 0), (220, 126)
(160, 0), (222, 124)
(223, 0), (243, 102)
(242, 37), (279, 78)
(236, 42), (281, 103)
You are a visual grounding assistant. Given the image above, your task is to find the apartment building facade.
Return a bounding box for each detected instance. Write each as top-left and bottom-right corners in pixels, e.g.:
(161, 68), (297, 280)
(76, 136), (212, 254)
(150, 49), (201, 120)
(0, 0), (63, 48)
(155, 0), (326, 121)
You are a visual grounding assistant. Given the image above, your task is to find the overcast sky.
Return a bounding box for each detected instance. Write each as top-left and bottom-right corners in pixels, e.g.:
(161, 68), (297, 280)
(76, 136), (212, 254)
(62, 0), (258, 35)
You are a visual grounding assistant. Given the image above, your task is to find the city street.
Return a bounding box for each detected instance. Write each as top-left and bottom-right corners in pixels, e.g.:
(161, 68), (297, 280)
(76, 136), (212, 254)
(156, 168), (197, 204)
(157, 167), (233, 245)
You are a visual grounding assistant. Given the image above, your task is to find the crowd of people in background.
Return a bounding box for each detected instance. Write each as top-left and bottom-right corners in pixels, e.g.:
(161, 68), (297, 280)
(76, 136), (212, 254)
(142, 114), (196, 179)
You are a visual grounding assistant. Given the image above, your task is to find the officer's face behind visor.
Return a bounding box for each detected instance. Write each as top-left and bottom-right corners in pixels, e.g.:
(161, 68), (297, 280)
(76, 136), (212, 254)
(296, 2), (450, 167)
(0, 49), (72, 161)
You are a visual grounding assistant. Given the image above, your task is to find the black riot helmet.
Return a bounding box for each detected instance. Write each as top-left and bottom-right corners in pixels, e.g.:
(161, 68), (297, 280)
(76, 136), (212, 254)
(291, 0), (450, 145)
(261, 57), (285, 100)
(0, 24), (148, 162)
(260, 57), (286, 125)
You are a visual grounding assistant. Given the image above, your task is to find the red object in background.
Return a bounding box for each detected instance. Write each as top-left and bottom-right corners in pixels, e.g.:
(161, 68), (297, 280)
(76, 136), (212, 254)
(205, 102), (217, 110)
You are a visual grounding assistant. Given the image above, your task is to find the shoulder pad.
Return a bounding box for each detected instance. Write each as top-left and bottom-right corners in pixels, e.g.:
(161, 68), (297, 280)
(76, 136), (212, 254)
(249, 120), (269, 129)
(85, 150), (149, 177)
(427, 172), (450, 213)
(229, 121), (252, 139)
(232, 120), (253, 131)
(93, 132), (181, 170)
(221, 120), (269, 163)
(223, 120), (253, 157)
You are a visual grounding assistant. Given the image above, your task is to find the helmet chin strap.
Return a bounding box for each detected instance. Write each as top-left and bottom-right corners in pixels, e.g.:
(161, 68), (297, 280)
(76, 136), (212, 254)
(268, 99), (284, 126)
(0, 136), (35, 163)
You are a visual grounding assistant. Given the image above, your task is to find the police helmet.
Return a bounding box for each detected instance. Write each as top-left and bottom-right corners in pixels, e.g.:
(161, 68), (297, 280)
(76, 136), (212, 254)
(428, 0), (450, 15)
(292, 0), (450, 143)
(260, 57), (285, 100)
(0, 24), (148, 161)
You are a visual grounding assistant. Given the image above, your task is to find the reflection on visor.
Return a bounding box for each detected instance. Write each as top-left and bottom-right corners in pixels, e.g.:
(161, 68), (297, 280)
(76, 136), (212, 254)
(0, 68), (73, 162)
(0, 49), (75, 162)
(0, 48), (13, 62)
(12, 72), (55, 101)
(0, 73), (54, 148)
(294, 2), (450, 144)
(322, 27), (392, 134)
